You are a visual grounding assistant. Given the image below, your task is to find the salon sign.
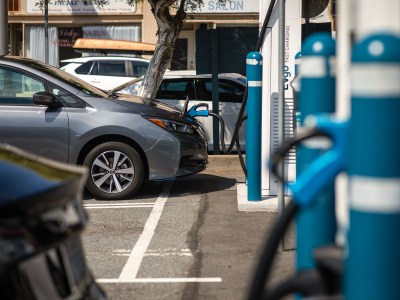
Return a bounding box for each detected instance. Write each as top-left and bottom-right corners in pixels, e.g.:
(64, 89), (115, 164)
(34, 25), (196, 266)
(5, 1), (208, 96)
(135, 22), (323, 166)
(27, 0), (136, 14)
(194, 0), (259, 13)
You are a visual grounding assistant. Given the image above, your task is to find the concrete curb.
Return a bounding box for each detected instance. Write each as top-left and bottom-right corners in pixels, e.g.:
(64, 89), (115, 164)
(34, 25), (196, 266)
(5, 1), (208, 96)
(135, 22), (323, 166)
(237, 183), (291, 212)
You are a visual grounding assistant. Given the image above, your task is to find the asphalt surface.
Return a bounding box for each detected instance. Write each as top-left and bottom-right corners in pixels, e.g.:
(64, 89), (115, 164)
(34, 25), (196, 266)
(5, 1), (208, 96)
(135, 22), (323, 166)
(81, 154), (295, 300)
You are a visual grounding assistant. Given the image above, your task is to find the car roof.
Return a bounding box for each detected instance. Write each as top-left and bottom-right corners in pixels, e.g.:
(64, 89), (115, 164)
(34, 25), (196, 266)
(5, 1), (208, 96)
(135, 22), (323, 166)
(60, 56), (150, 63)
(162, 70), (245, 80)
(112, 71), (246, 92)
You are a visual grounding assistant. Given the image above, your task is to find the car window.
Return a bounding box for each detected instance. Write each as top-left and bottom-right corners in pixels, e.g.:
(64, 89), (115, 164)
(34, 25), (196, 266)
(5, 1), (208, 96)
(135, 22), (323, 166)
(95, 60), (126, 76)
(75, 61), (94, 75)
(198, 78), (244, 103)
(157, 79), (195, 100)
(48, 82), (85, 108)
(3, 57), (108, 98)
(130, 61), (149, 77)
(0, 67), (45, 105)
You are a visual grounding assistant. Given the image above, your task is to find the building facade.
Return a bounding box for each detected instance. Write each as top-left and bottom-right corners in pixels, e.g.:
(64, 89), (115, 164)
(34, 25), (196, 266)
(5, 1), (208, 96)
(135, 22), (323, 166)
(7, 0), (259, 69)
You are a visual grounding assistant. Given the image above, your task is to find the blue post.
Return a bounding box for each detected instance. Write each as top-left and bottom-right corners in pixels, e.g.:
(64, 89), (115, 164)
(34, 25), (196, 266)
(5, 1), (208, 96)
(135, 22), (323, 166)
(293, 51), (302, 130)
(345, 34), (400, 299)
(294, 51), (302, 76)
(296, 33), (337, 276)
(246, 52), (262, 201)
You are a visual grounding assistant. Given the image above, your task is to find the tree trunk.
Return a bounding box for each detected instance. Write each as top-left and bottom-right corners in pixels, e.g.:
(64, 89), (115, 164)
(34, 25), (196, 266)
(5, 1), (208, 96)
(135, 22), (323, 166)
(138, 0), (186, 100)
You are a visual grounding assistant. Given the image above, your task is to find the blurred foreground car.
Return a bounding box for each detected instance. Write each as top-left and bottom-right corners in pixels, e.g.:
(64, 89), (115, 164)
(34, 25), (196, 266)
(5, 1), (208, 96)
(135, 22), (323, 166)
(0, 144), (106, 299)
(114, 71), (247, 152)
(0, 56), (208, 200)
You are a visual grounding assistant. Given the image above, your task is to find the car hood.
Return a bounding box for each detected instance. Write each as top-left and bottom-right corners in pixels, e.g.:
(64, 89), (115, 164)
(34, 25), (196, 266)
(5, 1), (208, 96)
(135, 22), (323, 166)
(112, 94), (196, 124)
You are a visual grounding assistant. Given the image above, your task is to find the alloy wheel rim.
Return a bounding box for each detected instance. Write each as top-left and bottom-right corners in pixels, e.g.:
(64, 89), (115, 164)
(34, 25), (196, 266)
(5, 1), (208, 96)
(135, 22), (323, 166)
(91, 150), (134, 194)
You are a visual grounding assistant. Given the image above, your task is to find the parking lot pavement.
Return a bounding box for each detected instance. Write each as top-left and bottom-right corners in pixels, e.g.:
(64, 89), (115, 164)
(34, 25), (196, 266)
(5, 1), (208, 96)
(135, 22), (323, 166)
(191, 154), (296, 300)
(204, 154), (247, 178)
(82, 154), (295, 300)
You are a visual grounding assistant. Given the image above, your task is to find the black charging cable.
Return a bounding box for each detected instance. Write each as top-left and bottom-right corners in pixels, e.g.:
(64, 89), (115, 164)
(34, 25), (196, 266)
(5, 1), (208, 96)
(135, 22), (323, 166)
(247, 127), (334, 300)
(209, 0), (278, 176)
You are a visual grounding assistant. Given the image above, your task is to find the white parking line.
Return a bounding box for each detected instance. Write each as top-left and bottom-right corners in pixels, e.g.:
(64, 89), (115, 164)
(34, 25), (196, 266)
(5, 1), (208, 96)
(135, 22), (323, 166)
(118, 181), (173, 281)
(94, 182), (223, 284)
(97, 277), (222, 283)
(111, 248), (194, 257)
(84, 203), (154, 209)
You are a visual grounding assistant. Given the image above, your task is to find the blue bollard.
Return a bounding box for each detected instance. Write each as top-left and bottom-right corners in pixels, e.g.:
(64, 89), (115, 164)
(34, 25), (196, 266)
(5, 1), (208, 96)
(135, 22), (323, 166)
(246, 52), (262, 201)
(345, 33), (400, 299)
(293, 51), (302, 129)
(296, 33), (337, 276)
(294, 51), (302, 76)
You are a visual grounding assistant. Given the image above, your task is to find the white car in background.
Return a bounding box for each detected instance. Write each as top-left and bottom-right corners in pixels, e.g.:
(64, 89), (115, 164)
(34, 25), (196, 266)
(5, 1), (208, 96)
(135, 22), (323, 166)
(60, 56), (150, 90)
(114, 71), (247, 152)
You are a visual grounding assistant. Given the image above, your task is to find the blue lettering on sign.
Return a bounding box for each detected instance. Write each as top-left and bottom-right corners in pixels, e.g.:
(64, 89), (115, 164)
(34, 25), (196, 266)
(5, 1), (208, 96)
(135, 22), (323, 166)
(208, 0), (244, 11)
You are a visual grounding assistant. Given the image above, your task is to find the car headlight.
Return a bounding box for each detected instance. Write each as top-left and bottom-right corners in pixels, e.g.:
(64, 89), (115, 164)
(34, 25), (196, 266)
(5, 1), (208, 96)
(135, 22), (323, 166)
(145, 117), (195, 134)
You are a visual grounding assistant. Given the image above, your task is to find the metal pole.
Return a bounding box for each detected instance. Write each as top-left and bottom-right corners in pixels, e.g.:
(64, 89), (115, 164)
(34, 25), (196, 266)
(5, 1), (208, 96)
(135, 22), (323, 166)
(0, 0), (8, 56)
(277, 0), (286, 248)
(211, 29), (220, 154)
(246, 52), (263, 201)
(335, 0), (353, 248)
(44, 0), (49, 63)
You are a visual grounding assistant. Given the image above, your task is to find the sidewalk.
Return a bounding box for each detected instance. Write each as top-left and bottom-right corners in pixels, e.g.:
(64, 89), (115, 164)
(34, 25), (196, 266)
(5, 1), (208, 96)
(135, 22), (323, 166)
(206, 154), (296, 248)
(197, 154), (296, 299)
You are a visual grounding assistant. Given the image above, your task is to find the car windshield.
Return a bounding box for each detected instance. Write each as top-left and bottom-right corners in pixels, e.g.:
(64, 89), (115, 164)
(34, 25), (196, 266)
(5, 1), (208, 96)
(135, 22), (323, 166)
(112, 76), (144, 95)
(7, 57), (109, 98)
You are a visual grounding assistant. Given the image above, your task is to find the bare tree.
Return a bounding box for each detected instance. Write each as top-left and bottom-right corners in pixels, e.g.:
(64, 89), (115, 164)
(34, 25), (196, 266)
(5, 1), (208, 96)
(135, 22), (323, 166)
(37, 0), (227, 99)
(139, 0), (189, 99)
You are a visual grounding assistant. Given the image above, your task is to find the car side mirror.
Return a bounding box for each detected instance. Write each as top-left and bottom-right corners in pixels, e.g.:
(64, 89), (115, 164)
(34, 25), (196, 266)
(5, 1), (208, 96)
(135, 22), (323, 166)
(33, 91), (61, 107)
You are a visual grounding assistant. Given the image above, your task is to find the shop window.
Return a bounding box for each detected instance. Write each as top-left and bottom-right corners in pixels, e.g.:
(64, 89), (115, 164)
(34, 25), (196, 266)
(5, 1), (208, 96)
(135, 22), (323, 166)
(8, 0), (20, 12)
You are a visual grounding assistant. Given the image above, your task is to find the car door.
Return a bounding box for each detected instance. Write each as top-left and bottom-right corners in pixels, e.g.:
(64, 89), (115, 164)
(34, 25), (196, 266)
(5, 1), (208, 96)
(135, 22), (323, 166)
(0, 66), (70, 162)
(196, 77), (246, 151)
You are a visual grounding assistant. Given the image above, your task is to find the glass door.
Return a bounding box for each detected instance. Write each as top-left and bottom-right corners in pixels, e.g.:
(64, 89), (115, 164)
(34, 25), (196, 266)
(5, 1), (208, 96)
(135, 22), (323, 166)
(171, 31), (195, 70)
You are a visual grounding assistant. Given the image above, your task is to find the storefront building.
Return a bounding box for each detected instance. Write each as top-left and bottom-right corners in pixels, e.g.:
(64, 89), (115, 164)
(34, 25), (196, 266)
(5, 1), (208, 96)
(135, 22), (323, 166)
(7, 0), (259, 70)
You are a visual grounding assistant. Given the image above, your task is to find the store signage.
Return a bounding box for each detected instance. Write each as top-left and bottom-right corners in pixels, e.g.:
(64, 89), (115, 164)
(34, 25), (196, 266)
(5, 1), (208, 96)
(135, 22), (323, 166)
(58, 28), (82, 47)
(194, 0), (259, 13)
(27, 0), (136, 14)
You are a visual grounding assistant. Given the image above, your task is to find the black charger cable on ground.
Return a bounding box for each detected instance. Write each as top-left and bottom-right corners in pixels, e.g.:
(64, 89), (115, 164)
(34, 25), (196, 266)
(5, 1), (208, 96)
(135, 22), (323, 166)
(210, 0), (277, 176)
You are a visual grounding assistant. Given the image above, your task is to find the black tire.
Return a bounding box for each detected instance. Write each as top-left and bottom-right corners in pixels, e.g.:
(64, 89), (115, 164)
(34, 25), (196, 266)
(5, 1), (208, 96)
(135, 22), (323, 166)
(83, 142), (144, 200)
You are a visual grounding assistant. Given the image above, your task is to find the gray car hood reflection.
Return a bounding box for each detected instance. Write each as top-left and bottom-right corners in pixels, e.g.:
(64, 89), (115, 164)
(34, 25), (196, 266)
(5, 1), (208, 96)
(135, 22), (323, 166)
(113, 94), (194, 124)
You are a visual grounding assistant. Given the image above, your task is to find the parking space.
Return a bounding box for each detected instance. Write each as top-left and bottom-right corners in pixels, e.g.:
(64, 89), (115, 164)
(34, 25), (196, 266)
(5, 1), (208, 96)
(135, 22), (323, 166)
(81, 179), (222, 299)
(80, 157), (294, 300)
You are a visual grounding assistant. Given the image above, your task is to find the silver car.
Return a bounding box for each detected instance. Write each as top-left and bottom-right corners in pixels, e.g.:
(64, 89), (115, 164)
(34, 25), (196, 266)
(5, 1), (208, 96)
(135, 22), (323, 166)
(114, 71), (247, 152)
(0, 56), (208, 200)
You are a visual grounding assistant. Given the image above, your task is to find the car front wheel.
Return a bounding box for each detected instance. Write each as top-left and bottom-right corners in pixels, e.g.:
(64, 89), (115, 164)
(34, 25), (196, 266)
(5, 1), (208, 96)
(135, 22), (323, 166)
(83, 142), (144, 200)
